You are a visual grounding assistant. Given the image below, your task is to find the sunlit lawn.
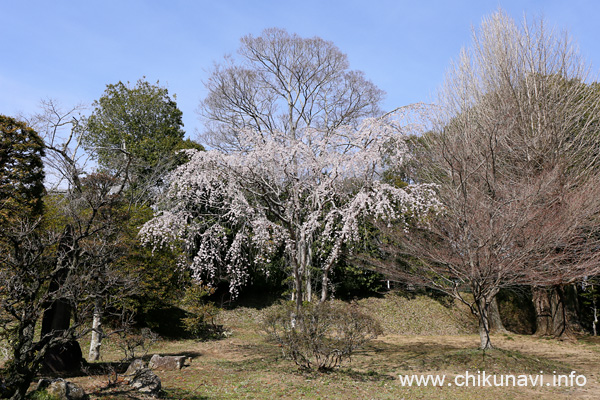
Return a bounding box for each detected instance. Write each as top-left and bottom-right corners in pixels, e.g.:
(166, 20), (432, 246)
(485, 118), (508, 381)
(63, 298), (600, 400)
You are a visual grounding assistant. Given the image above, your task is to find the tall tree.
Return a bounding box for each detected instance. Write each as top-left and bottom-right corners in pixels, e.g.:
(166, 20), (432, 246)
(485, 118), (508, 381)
(82, 79), (188, 205)
(199, 27), (384, 151)
(80, 80), (202, 360)
(154, 28), (405, 305)
(0, 116), (46, 399)
(0, 115), (45, 221)
(379, 11), (600, 350)
(141, 105), (439, 310)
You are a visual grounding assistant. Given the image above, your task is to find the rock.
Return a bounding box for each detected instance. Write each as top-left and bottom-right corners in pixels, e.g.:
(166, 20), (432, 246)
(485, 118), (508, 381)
(43, 378), (89, 400)
(63, 382), (88, 400)
(45, 379), (67, 399)
(124, 358), (147, 379)
(130, 368), (161, 396)
(35, 378), (52, 391)
(43, 340), (83, 373)
(148, 354), (187, 370)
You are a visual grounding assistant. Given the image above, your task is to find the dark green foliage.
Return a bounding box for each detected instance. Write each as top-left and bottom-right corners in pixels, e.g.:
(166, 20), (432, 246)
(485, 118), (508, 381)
(181, 283), (224, 340)
(0, 115), (45, 221)
(330, 263), (385, 300)
(111, 210), (194, 339)
(496, 288), (536, 335)
(113, 205), (186, 308)
(263, 300), (383, 371)
(0, 116), (47, 400)
(134, 302), (193, 339)
(579, 277), (600, 334)
(173, 138), (205, 165)
(82, 79), (185, 175)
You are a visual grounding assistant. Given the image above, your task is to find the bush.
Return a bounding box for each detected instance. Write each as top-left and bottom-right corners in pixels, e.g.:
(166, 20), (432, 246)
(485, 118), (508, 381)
(181, 283), (224, 339)
(115, 327), (159, 361)
(263, 300), (382, 371)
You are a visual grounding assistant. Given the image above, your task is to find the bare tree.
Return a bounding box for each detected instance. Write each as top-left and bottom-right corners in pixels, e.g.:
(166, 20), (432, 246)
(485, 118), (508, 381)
(376, 11), (600, 350)
(0, 214), (133, 399)
(199, 27), (384, 151)
(0, 102), (137, 399)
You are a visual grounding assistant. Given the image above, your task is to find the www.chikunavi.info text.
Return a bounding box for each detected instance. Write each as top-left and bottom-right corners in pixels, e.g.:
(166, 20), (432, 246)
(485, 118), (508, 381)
(398, 371), (587, 387)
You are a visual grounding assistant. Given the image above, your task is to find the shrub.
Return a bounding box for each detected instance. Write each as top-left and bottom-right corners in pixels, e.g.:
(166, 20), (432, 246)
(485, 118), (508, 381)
(181, 283), (224, 339)
(263, 300), (383, 371)
(115, 327), (160, 361)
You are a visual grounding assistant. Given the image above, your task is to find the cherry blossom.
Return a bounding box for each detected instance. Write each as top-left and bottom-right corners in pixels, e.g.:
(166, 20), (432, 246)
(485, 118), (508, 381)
(140, 104), (440, 303)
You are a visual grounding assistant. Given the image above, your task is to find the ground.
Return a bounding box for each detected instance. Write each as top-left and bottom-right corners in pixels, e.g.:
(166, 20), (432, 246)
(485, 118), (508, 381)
(5, 294), (600, 399)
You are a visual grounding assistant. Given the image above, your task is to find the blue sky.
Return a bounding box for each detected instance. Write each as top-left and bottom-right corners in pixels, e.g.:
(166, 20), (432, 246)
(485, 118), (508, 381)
(2, 0), (600, 141)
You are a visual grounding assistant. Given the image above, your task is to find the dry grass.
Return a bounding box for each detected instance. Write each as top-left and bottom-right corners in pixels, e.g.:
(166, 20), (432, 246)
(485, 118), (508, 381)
(22, 295), (600, 399)
(357, 292), (476, 335)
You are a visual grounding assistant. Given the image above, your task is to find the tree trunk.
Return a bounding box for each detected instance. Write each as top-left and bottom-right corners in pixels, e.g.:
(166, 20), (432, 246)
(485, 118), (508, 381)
(488, 296), (507, 333)
(532, 286), (552, 336)
(294, 264), (303, 312)
(304, 245), (313, 302)
(305, 269), (312, 302)
(476, 298), (493, 350)
(320, 270), (329, 303)
(533, 285), (582, 337)
(320, 253), (335, 303)
(292, 244), (304, 312)
(593, 302), (598, 336)
(553, 284), (582, 337)
(5, 322), (38, 400)
(552, 286), (570, 337)
(88, 298), (103, 361)
(294, 233), (313, 310)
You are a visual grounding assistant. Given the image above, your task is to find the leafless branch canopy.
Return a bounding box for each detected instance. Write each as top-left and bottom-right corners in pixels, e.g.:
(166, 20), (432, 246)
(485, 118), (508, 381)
(369, 12), (600, 348)
(199, 28), (384, 151)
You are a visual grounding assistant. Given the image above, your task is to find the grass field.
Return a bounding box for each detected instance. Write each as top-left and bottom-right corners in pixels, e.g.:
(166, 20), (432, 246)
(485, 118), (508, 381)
(51, 295), (600, 400)
(14, 294), (600, 399)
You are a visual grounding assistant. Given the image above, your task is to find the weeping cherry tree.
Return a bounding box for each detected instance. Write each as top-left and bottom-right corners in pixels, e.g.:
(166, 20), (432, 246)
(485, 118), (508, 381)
(140, 106), (439, 310)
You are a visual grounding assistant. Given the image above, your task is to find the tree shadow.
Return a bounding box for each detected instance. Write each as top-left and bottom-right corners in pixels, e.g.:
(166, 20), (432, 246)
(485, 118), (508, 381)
(150, 350), (203, 360)
(75, 350), (204, 377)
(333, 368), (395, 382)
